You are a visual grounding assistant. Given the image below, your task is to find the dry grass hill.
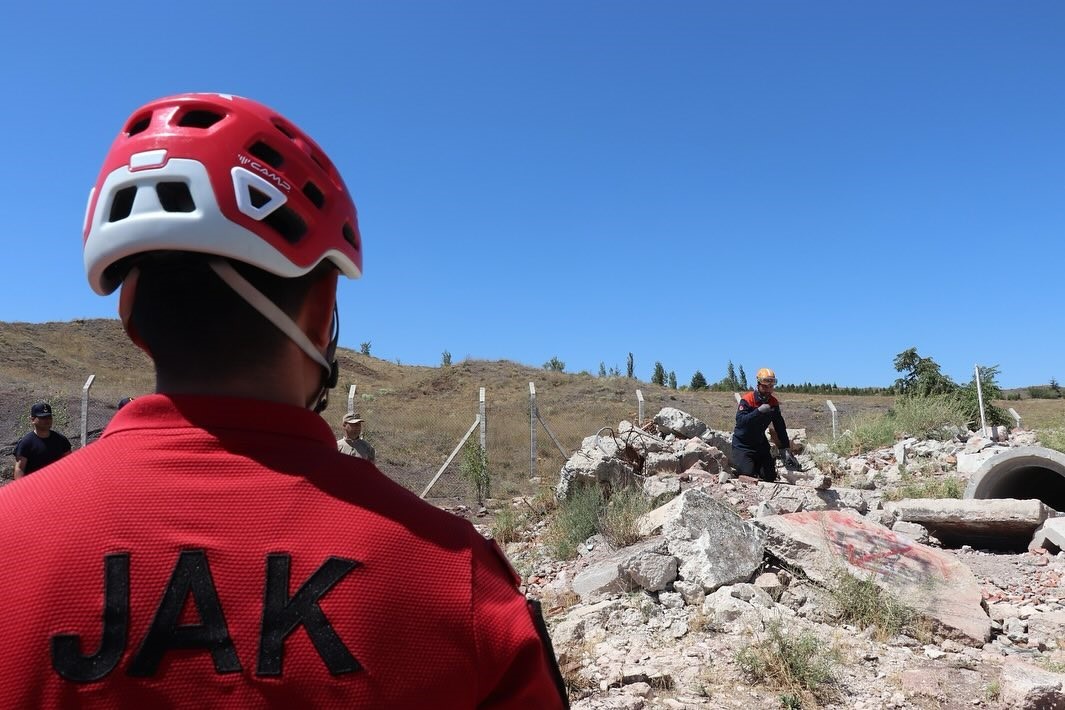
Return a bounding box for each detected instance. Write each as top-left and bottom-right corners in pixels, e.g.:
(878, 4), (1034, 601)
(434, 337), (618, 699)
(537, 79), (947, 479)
(1, 319), (1062, 506)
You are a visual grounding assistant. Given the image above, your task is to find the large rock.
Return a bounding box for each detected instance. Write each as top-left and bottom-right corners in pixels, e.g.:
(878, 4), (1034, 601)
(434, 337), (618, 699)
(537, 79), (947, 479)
(653, 407), (708, 439)
(1000, 656), (1065, 709)
(757, 482), (880, 515)
(662, 489), (765, 593)
(753, 509), (991, 644)
(885, 497), (1053, 549)
(556, 445), (635, 499)
(1031, 517), (1065, 553)
(570, 537), (676, 600)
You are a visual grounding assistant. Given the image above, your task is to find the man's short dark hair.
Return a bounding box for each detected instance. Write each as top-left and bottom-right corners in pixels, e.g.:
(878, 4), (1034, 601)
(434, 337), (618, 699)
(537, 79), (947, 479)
(129, 253), (332, 379)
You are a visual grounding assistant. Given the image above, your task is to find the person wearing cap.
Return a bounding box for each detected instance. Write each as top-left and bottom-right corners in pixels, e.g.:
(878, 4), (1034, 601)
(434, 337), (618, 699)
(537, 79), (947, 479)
(12, 402), (72, 479)
(0, 94), (567, 708)
(732, 367), (800, 482)
(337, 413), (375, 461)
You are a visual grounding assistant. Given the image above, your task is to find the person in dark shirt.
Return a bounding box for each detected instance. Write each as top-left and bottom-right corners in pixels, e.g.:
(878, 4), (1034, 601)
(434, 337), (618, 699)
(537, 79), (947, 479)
(732, 367), (800, 481)
(13, 402), (72, 479)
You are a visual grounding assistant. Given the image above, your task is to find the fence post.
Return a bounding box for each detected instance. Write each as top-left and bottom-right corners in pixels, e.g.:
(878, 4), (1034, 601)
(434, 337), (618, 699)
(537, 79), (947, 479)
(529, 382), (537, 479)
(826, 400), (838, 441)
(347, 384), (357, 415)
(975, 365), (988, 436)
(80, 374), (95, 449)
(1008, 407), (1022, 429)
(479, 387), (486, 450)
(733, 392), (741, 403)
(636, 389), (644, 424)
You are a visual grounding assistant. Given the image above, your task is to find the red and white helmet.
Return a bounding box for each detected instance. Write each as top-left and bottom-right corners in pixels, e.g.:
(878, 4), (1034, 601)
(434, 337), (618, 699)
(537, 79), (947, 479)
(83, 93), (362, 295)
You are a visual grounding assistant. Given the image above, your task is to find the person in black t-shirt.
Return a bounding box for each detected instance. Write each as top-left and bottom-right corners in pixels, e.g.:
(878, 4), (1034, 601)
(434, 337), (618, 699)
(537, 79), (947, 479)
(13, 402), (72, 479)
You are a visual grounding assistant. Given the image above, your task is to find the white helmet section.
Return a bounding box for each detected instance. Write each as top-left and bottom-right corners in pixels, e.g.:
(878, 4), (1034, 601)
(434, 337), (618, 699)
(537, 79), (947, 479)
(84, 154), (360, 296)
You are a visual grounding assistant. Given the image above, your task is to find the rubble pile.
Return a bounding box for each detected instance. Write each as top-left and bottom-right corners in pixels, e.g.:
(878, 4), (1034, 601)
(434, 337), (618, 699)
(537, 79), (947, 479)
(503, 407), (1065, 709)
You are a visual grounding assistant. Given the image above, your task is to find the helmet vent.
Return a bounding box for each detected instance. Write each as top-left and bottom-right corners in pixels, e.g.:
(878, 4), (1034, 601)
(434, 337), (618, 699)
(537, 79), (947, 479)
(248, 141), (283, 168)
(342, 223), (360, 252)
(177, 110), (224, 129)
(272, 121), (295, 139)
(126, 114), (152, 137)
(156, 182), (195, 212)
(109, 187), (137, 222)
(263, 206), (307, 244)
(303, 182), (325, 209)
(248, 186), (272, 209)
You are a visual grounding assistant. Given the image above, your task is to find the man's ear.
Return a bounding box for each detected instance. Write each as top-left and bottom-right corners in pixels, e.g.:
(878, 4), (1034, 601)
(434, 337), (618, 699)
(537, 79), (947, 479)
(299, 269), (339, 349)
(117, 268), (152, 356)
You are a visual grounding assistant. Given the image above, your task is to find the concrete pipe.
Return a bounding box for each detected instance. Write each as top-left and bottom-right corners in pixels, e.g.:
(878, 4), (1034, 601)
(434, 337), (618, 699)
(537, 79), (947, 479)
(965, 446), (1065, 513)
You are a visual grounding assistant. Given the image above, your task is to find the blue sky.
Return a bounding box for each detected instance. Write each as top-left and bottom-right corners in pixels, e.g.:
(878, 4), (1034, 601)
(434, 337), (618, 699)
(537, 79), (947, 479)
(1, 2), (1061, 388)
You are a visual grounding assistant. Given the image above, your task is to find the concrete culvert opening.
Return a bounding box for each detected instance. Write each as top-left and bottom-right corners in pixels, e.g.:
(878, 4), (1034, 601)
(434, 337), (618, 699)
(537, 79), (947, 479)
(965, 446), (1065, 514)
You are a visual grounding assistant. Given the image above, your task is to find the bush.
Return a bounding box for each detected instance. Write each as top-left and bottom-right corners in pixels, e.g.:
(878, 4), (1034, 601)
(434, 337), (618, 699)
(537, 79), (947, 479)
(829, 572), (920, 640)
(735, 620), (838, 701)
(544, 485), (651, 559)
(491, 506), (522, 544)
(598, 487), (650, 548)
(545, 486), (603, 559)
(883, 470), (963, 501)
(830, 413), (895, 456)
(460, 441), (490, 505)
(890, 394), (969, 440)
(543, 356), (565, 372)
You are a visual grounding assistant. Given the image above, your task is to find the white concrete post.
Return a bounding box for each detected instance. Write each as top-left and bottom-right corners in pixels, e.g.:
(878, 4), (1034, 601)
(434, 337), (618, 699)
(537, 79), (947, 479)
(1008, 407), (1022, 429)
(479, 387), (487, 450)
(975, 365), (988, 436)
(529, 382), (537, 479)
(733, 392), (741, 403)
(636, 389), (644, 424)
(80, 374), (95, 449)
(346, 384), (357, 416)
(826, 400), (838, 441)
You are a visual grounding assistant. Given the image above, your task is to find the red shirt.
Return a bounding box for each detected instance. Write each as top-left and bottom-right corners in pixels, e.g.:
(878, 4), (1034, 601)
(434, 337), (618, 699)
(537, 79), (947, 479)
(0, 394), (566, 709)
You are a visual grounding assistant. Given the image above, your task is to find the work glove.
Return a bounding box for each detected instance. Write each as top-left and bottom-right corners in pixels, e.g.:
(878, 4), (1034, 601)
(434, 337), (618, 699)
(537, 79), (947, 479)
(757, 403), (772, 414)
(780, 450), (801, 470)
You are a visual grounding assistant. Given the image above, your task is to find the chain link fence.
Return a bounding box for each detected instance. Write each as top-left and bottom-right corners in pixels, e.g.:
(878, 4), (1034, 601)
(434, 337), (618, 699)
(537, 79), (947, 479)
(2, 374), (852, 501)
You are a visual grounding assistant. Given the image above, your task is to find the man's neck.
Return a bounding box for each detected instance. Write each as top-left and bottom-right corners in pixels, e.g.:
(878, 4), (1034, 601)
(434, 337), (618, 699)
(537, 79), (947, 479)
(33, 427), (51, 438)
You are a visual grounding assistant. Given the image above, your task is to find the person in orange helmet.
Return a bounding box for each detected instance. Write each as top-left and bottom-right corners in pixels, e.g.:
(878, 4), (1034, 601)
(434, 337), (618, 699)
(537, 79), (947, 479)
(732, 367), (800, 481)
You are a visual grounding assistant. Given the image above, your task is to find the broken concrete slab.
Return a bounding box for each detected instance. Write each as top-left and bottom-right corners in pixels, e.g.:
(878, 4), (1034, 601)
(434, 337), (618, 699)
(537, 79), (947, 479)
(885, 497), (1054, 550)
(753, 509), (991, 645)
(757, 482), (880, 515)
(1030, 517), (1065, 553)
(1000, 656), (1065, 709)
(570, 537), (674, 601)
(663, 489), (764, 593)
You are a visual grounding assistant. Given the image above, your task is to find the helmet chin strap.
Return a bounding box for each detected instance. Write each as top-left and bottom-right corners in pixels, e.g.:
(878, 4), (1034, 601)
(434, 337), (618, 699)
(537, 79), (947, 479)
(208, 259), (338, 412)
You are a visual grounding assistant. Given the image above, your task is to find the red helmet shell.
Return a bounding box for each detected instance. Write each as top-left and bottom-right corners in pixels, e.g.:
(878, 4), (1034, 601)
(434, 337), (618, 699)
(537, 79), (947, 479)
(84, 93), (362, 295)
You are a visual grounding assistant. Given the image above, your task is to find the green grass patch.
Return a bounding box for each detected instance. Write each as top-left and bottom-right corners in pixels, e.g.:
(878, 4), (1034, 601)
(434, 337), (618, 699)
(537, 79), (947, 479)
(544, 484), (651, 559)
(882, 470), (964, 501)
(829, 571), (924, 640)
(1038, 428), (1065, 454)
(735, 620), (838, 702)
(544, 485), (604, 559)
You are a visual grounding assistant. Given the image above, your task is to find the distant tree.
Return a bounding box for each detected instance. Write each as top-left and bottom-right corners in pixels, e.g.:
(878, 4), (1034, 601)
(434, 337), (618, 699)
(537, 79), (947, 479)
(892, 347), (955, 396)
(543, 356), (565, 372)
(441, 350), (452, 367)
(608, 365), (621, 377)
(360, 341), (371, 356)
(598, 362), (607, 378)
(651, 362), (666, 386)
(668, 371), (677, 389)
(726, 361), (739, 391)
(960, 364), (1010, 428)
(690, 371), (708, 390)
(738, 365), (749, 390)
(626, 352), (634, 379)
(1052, 378), (1061, 396)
